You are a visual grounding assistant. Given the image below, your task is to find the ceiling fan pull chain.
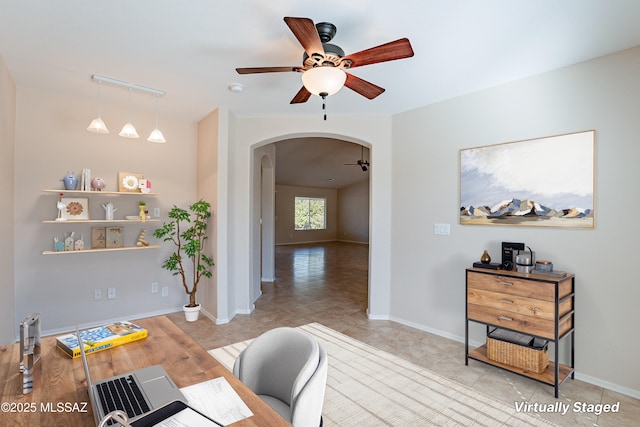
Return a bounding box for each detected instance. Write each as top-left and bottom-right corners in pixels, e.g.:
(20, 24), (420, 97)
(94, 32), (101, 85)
(321, 92), (328, 120)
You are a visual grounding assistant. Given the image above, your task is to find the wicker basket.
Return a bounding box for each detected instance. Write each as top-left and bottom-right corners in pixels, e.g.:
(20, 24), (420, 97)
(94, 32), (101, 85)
(486, 329), (549, 374)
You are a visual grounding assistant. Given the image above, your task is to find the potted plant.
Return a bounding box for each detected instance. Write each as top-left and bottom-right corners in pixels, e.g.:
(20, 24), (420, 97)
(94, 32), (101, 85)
(153, 200), (214, 321)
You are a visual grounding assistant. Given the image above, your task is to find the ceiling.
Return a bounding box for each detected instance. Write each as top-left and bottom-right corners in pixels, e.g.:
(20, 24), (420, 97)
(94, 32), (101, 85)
(275, 138), (369, 189)
(2, 1), (640, 188)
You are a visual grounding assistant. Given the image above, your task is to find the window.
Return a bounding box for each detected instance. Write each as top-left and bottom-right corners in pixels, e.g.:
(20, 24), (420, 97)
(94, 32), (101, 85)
(295, 197), (326, 230)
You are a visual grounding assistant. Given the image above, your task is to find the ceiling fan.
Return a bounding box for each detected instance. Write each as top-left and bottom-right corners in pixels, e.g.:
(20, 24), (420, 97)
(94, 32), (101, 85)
(345, 146), (370, 171)
(236, 17), (414, 106)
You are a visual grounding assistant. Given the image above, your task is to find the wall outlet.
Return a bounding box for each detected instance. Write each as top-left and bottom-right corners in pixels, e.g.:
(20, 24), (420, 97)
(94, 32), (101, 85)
(153, 207), (160, 217)
(151, 282), (158, 293)
(161, 287), (168, 297)
(94, 289), (102, 301)
(107, 287), (116, 299)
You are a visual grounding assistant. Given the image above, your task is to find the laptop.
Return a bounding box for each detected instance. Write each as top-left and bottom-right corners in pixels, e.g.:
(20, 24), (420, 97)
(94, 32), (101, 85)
(76, 329), (186, 426)
(131, 400), (224, 427)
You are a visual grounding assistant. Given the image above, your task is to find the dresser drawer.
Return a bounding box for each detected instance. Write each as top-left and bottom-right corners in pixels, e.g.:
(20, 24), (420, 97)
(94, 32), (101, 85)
(467, 303), (556, 339)
(467, 271), (572, 301)
(467, 288), (555, 320)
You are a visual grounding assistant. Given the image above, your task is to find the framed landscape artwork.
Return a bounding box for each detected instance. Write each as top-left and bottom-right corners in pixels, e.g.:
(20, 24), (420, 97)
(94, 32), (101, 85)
(460, 130), (595, 228)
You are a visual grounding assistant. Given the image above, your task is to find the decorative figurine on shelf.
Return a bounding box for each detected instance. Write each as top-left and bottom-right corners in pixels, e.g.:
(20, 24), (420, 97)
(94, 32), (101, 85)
(55, 193), (66, 221)
(481, 249), (491, 264)
(91, 177), (106, 191)
(64, 232), (75, 251)
(102, 202), (117, 220)
(61, 172), (78, 190)
(139, 201), (147, 222)
(74, 233), (85, 251)
(136, 229), (150, 247)
(139, 179), (151, 194)
(53, 237), (64, 252)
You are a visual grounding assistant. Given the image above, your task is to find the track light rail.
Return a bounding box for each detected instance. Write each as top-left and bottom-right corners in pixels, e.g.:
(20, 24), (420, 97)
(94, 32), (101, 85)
(91, 74), (165, 97)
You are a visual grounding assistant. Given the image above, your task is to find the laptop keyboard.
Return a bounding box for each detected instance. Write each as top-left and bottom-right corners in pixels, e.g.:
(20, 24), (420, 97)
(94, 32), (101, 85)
(96, 375), (150, 422)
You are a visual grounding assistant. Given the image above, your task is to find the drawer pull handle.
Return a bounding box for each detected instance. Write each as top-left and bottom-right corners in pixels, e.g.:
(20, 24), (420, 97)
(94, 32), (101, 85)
(532, 306), (539, 312)
(498, 315), (513, 321)
(498, 281), (513, 286)
(499, 299), (514, 304)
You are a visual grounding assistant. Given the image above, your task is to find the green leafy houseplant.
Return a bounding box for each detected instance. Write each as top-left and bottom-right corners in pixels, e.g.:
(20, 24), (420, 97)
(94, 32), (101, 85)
(153, 200), (214, 308)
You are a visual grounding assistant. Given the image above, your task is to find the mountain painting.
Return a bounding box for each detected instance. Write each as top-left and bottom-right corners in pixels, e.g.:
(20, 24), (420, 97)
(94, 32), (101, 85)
(460, 130), (595, 228)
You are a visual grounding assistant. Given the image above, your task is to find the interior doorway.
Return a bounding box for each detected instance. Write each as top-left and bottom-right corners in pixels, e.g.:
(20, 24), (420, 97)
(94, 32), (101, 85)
(253, 136), (371, 309)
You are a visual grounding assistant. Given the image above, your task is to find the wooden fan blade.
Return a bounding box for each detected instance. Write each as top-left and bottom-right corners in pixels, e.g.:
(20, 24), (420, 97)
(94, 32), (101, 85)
(236, 66), (303, 74)
(284, 17), (324, 58)
(344, 73), (385, 100)
(290, 86), (312, 104)
(342, 38), (414, 69)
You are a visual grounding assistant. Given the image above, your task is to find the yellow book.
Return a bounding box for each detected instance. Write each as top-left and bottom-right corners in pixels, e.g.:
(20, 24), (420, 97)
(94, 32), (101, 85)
(56, 321), (148, 359)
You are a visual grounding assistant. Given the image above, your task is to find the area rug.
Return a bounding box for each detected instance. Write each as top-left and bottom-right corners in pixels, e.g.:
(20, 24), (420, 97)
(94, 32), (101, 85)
(209, 323), (555, 426)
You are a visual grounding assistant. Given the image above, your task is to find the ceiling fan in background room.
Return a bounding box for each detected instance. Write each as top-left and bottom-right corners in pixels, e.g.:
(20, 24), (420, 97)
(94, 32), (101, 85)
(236, 17), (414, 119)
(345, 146), (370, 171)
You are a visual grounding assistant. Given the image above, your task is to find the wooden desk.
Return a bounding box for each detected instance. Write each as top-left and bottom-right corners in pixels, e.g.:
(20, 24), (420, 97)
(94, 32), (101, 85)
(0, 316), (290, 426)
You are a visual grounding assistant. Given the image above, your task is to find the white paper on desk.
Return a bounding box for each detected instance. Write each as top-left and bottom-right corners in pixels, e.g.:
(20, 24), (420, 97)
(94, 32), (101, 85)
(180, 377), (254, 425)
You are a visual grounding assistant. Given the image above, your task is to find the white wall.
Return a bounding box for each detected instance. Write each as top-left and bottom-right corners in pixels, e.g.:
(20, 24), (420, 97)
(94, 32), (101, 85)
(275, 184), (338, 245)
(337, 179), (370, 244)
(13, 86), (198, 335)
(391, 47), (640, 397)
(0, 55), (16, 344)
(196, 109), (220, 321)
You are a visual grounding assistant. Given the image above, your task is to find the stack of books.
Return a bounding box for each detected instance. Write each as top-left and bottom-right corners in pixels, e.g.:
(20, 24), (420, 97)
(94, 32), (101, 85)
(56, 321), (148, 358)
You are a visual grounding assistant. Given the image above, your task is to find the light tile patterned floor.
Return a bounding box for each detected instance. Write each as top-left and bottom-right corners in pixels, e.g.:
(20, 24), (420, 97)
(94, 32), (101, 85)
(167, 242), (639, 426)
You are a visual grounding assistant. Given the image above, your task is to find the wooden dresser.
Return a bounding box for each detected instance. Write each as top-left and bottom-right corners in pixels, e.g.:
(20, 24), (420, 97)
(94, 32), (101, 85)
(465, 267), (575, 397)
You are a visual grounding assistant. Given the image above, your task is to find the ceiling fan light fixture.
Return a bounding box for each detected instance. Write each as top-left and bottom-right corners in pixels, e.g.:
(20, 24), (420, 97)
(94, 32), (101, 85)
(301, 66), (346, 96)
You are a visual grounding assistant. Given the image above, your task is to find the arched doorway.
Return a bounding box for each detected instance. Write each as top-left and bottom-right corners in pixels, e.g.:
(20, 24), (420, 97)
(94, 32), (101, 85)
(251, 136), (371, 311)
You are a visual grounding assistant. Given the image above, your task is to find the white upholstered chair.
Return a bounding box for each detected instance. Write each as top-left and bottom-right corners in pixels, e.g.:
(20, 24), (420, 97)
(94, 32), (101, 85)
(233, 327), (328, 427)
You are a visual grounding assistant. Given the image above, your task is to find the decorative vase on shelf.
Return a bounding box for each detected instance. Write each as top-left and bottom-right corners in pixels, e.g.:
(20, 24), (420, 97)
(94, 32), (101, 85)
(480, 250), (491, 264)
(61, 172), (78, 190)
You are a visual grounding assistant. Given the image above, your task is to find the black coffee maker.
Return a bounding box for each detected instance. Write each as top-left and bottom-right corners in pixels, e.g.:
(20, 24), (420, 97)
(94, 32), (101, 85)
(501, 242), (524, 270)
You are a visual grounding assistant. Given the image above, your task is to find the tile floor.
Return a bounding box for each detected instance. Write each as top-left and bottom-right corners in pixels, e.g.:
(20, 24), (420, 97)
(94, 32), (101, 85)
(166, 242), (639, 427)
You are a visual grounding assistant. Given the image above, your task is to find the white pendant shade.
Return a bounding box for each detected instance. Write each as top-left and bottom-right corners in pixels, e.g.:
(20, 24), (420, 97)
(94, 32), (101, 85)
(87, 80), (109, 134)
(119, 88), (139, 138)
(302, 67), (347, 96)
(147, 128), (166, 143)
(87, 116), (109, 134)
(119, 122), (139, 138)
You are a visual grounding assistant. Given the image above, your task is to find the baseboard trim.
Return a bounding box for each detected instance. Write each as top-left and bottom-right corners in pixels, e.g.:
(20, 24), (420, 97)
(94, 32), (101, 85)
(36, 307), (184, 339)
(389, 316), (640, 400)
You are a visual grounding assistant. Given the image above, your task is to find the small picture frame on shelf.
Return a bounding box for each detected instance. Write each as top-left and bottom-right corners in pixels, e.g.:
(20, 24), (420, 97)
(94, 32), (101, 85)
(91, 227), (106, 249)
(106, 227), (124, 248)
(118, 172), (143, 192)
(60, 198), (89, 220)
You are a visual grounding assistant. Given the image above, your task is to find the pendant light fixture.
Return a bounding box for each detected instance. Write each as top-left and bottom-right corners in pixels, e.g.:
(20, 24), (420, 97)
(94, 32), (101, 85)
(147, 94), (166, 143)
(86, 80), (110, 134)
(89, 74), (166, 141)
(119, 88), (139, 138)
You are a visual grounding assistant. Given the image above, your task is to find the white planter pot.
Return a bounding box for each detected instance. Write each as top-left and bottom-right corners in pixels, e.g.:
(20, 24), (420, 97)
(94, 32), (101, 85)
(183, 304), (201, 322)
